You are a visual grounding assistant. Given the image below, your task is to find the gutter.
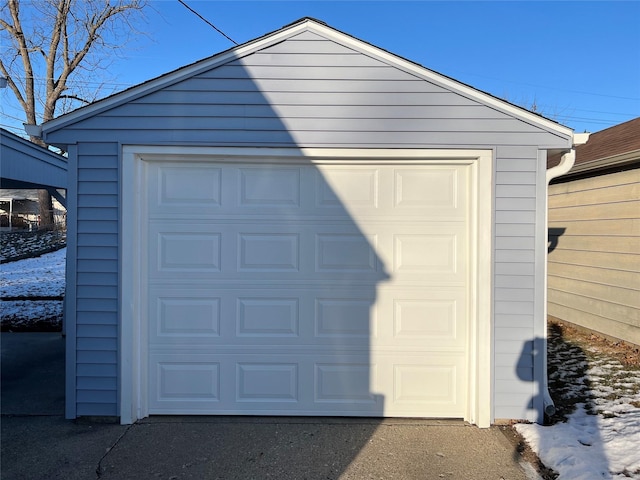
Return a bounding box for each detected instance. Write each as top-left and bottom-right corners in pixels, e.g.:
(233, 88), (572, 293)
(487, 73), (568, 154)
(542, 132), (590, 418)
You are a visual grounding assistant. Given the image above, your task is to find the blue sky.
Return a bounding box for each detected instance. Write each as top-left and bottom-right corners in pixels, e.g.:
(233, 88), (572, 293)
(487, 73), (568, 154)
(2, 1), (639, 135)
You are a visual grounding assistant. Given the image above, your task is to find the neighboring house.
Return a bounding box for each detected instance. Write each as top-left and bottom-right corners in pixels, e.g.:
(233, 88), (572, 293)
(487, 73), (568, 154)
(548, 117), (640, 346)
(38, 18), (579, 426)
(0, 128), (68, 228)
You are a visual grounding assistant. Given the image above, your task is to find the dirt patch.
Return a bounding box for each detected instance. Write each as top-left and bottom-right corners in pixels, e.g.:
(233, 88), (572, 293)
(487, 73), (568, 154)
(499, 424), (559, 480)
(551, 321), (640, 368)
(0, 308), (62, 332)
(0, 229), (66, 263)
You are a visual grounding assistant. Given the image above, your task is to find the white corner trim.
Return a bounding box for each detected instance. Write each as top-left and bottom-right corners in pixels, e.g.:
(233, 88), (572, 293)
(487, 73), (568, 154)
(120, 149), (147, 424)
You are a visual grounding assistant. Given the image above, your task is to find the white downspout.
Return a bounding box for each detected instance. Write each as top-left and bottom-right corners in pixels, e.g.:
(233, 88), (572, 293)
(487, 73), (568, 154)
(542, 132), (590, 417)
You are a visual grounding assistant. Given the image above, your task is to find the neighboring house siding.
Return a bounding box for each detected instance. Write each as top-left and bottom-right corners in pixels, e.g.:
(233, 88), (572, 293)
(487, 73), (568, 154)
(548, 167), (640, 346)
(48, 31), (571, 420)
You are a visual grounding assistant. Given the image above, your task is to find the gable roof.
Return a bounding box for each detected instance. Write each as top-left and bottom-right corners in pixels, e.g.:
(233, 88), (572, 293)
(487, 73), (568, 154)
(547, 116), (640, 173)
(41, 17), (573, 140)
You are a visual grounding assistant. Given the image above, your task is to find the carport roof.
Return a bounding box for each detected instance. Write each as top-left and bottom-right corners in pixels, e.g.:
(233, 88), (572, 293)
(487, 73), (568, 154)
(0, 128), (67, 190)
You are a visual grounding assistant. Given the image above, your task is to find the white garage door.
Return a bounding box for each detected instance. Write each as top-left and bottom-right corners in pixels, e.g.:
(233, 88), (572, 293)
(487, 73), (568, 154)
(143, 158), (470, 417)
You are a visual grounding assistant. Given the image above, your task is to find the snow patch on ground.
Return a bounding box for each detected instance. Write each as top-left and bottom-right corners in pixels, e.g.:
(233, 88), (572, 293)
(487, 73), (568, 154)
(1, 248), (66, 297)
(516, 330), (640, 479)
(1, 248), (66, 330)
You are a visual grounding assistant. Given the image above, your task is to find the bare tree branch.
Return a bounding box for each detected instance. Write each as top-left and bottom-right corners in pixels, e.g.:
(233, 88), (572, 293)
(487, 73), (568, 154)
(0, 0), (148, 225)
(1, 0), (148, 124)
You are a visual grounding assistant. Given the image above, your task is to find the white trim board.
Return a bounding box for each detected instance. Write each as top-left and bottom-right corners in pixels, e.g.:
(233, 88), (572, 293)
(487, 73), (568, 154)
(120, 146), (494, 427)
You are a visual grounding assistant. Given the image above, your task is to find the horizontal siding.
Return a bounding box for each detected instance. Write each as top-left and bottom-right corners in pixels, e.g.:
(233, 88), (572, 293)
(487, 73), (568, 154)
(549, 304), (640, 345)
(549, 289), (639, 324)
(550, 250), (639, 271)
(550, 182), (638, 207)
(77, 233), (118, 247)
(549, 235), (638, 254)
(55, 33), (572, 420)
(551, 276), (639, 308)
(103, 103), (511, 120)
(75, 116), (545, 134)
(549, 218), (639, 236)
(549, 200), (639, 222)
(495, 314), (535, 329)
(77, 220), (118, 234)
(48, 129), (561, 147)
(48, 37), (569, 149)
(548, 262), (638, 290)
(493, 146), (539, 421)
(548, 167), (640, 346)
(77, 376), (118, 390)
(74, 143), (119, 417)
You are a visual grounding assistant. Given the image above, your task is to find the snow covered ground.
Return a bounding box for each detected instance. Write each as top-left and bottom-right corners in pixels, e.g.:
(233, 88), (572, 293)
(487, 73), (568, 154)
(516, 326), (640, 479)
(1, 248), (66, 330)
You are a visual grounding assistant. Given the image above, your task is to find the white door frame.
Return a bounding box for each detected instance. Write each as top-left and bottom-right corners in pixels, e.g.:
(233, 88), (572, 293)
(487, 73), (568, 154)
(121, 146), (494, 426)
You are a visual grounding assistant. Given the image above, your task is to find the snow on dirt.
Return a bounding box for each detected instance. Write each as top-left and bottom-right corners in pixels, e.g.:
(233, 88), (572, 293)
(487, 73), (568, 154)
(1, 248), (66, 297)
(516, 325), (640, 479)
(1, 248), (66, 330)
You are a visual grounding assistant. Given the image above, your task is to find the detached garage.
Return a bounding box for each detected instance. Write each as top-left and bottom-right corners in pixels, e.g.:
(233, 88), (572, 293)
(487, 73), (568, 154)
(39, 18), (576, 426)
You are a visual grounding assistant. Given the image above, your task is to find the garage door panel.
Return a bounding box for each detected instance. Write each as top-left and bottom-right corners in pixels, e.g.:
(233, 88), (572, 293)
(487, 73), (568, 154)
(149, 352), (465, 416)
(147, 162), (467, 220)
(238, 233), (300, 272)
(149, 164), (223, 212)
(392, 297), (461, 342)
(145, 159), (471, 418)
(238, 166), (301, 207)
(393, 167), (464, 212)
(389, 355), (465, 412)
(149, 286), (465, 350)
(314, 167), (379, 208)
(148, 222), (465, 283)
(148, 287), (375, 346)
(154, 232), (222, 273)
(392, 230), (466, 280)
(148, 222), (388, 281)
(315, 233), (378, 273)
(153, 296), (222, 338)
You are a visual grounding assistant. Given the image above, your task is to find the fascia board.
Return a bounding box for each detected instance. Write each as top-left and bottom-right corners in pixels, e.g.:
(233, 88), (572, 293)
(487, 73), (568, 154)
(41, 21), (311, 135)
(569, 149), (640, 174)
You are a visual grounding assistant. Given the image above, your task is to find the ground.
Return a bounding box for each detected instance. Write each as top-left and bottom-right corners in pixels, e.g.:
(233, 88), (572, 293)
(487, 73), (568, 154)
(1, 230), (639, 478)
(512, 322), (640, 480)
(0, 230), (66, 332)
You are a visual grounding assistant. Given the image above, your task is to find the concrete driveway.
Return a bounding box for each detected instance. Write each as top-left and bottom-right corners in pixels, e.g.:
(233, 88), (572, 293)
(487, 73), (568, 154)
(1, 333), (539, 479)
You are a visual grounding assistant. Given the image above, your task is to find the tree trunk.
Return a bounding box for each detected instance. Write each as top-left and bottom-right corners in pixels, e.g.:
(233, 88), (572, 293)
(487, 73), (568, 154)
(38, 189), (54, 228)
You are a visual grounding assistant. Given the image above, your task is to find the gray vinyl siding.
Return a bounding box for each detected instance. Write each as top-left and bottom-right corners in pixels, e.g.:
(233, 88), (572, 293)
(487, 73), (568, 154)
(548, 167), (640, 346)
(493, 147), (541, 421)
(73, 142), (120, 417)
(45, 30), (571, 420)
